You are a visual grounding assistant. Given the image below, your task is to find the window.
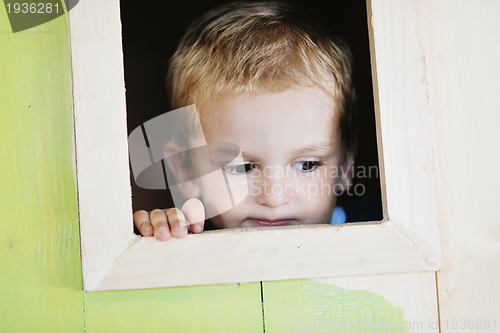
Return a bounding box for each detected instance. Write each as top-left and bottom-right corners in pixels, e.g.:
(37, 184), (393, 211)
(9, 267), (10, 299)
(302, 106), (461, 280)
(71, 0), (441, 291)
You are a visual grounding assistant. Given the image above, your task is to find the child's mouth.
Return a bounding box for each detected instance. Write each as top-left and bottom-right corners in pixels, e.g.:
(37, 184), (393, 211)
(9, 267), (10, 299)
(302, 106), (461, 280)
(249, 218), (294, 227)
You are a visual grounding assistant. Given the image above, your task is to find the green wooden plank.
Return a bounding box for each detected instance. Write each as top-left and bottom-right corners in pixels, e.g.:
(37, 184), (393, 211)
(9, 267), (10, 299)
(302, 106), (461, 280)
(262, 280), (407, 332)
(84, 282), (263, 333)
(0, 6), (83, 333)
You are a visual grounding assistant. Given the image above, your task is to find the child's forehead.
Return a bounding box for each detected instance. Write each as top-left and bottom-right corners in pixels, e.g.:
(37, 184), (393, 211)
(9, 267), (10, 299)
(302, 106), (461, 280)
(198, 86), (337, 122)
(192, 87), (341, 149)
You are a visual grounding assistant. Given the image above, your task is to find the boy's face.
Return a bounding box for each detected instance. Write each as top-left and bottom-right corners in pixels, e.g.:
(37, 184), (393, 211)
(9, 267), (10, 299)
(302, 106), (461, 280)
(190, 87), (348, 228)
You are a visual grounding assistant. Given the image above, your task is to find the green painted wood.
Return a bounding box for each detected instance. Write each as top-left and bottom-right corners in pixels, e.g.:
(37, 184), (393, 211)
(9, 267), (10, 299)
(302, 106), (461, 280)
(262, 280), (408, 332)
(84, 282), (264, 332)
(0, 7), (84, 333)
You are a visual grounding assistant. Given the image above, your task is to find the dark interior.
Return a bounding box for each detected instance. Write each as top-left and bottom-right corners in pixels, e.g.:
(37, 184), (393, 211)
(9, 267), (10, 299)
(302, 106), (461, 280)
(120, 0), (383, 225)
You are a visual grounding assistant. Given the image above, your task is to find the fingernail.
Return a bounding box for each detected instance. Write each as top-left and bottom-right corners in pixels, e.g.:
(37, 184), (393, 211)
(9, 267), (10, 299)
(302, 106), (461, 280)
(144, 226), (152, 234)
(158, 226), (168, 234)
(192, 224), (202, 233)
(174, 225), (185, 232)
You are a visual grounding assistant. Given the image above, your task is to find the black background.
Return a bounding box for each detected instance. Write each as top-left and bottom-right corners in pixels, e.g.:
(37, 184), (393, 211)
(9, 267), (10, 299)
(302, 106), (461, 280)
(120, 0), (382, 220)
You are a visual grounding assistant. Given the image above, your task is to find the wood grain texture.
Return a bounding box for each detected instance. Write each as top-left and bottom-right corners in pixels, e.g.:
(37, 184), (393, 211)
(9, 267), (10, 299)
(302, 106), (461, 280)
(94, 222), (436, 291)
(416, 0), (500, 331)
(262, 279), (411, 332)
(0, 7), (84, 333)
(84, 282), (263, 333)
(69, 0), (135, 288)
(368, 0), (441, 260)
(312, 272), (439, 332)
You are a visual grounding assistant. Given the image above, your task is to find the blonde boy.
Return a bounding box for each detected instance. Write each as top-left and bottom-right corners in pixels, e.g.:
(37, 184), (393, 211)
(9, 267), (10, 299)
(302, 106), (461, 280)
(133, 1), (356, 241)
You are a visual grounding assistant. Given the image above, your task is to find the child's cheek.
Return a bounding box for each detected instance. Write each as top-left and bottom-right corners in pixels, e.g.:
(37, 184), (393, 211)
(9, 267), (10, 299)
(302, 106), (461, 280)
(198, 174), (231, 218)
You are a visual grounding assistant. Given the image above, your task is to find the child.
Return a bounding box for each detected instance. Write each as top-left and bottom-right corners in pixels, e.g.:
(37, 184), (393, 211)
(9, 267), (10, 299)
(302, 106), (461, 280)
(133, 1), (357, 241)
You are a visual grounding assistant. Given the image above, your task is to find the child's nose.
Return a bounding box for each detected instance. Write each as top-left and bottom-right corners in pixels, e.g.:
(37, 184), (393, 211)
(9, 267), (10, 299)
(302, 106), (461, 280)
(254, 170), (291, 208)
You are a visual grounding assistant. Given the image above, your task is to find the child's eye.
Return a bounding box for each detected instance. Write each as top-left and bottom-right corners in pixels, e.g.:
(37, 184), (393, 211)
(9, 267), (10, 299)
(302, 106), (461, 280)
(223, 163), (256, 175)
(292, 161), (323, 172)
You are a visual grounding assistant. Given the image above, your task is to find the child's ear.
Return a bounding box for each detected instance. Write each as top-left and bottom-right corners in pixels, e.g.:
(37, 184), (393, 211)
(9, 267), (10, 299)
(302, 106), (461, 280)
(163, 141), (201, 199)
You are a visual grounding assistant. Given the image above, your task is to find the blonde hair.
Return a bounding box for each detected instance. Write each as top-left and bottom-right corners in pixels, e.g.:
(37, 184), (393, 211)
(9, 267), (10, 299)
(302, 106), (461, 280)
(167, 1), (356, 153)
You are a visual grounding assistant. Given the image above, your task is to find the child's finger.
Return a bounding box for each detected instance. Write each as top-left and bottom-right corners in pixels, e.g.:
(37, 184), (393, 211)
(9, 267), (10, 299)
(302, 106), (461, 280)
(149, 209), (172, 241)
(181, 198), (205, 234)
(133, 210), (154, 237)
(165, 208), (188, 238)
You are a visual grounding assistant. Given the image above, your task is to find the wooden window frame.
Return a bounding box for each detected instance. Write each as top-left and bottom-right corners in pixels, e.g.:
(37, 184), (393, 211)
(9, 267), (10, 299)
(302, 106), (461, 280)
(71, 0), (441, 291)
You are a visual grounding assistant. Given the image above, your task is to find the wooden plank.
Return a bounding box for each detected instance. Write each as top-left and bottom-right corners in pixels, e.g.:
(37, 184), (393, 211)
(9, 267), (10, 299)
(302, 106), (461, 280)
(69, 0), (135, 288)
(94, 222), (436, 291)
(416, 0), (500, 331)
(263, 273), (439, 332)
(84, 282), (264, 333)
(311, 272), (439, 332)
(0, 7), (84, 332)
(368, 0), (441, 258)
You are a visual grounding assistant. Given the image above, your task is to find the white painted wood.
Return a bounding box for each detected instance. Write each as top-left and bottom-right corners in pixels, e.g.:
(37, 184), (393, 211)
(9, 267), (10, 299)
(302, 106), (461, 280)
(92, 221), (439, 290)
(69, 0), (136, 288)
(416, 0), (500, 331)
(368, 0), (441, 260)
(71, 0), (442, 291)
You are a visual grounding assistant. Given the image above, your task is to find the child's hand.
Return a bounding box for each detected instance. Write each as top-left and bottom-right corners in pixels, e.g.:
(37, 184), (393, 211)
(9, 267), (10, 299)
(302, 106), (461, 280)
(133, 198), (205, 241)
